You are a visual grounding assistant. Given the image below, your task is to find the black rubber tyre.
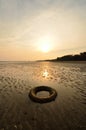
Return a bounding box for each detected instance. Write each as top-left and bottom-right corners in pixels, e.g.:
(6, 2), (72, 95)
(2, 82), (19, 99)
(29, 86), (57, 103)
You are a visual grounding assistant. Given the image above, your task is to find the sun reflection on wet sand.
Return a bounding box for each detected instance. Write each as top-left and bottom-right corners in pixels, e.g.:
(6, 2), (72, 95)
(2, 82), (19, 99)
(42, 69), (49, 78)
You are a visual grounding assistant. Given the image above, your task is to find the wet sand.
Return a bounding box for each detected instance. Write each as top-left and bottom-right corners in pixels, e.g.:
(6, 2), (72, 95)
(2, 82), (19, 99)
(0, 61), (86, 130)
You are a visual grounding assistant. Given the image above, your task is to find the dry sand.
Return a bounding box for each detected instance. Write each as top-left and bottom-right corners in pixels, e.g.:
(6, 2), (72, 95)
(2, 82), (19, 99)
(0, 61), (86, 130)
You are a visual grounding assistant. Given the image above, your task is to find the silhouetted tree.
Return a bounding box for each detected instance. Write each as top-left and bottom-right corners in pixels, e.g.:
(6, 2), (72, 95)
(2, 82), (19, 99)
(56, 52), (86, 61)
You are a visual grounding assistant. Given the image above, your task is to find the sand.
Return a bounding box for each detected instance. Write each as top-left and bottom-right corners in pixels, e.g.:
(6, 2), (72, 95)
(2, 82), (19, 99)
(0, 61), (86, 130)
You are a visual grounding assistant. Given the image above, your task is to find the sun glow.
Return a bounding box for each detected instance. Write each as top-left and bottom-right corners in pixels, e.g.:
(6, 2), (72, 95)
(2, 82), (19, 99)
(38, 36), (53, 53)
(40, 43), (51, 53)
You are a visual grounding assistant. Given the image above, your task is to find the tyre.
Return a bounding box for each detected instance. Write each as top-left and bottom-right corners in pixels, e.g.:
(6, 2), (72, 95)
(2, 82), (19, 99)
(29, 86), (57, 103)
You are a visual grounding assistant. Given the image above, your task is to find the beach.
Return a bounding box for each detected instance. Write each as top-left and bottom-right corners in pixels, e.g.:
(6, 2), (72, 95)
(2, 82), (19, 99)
(0, 61), (86, 130)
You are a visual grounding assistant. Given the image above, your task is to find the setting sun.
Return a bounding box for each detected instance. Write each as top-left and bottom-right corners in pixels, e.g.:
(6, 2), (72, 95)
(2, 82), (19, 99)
(40, 43), (51, 53)
(38, 36), (53, 53)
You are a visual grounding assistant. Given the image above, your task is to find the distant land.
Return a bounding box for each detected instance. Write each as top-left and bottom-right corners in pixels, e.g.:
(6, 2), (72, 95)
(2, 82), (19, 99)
(37, 52), (86, 62)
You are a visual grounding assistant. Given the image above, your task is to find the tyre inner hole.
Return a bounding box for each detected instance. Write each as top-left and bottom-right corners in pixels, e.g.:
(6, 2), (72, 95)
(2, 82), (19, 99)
(36, 91), (50, 97)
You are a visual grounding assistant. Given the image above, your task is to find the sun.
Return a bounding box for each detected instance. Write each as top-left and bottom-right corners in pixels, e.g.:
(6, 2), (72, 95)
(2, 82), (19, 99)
(40, 43), (51, 53)
(38, 36), (52, 53)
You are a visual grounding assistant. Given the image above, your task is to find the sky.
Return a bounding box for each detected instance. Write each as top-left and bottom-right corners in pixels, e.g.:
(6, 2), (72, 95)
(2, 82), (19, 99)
(0, 0), (86, 61)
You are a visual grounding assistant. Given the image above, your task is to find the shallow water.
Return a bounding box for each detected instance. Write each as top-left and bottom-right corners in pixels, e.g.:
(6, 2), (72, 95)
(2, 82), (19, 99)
(0, 61), (86, 130)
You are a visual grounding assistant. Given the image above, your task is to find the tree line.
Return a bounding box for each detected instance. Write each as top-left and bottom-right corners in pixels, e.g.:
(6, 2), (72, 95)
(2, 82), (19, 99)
(55, 52), (86, 61)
